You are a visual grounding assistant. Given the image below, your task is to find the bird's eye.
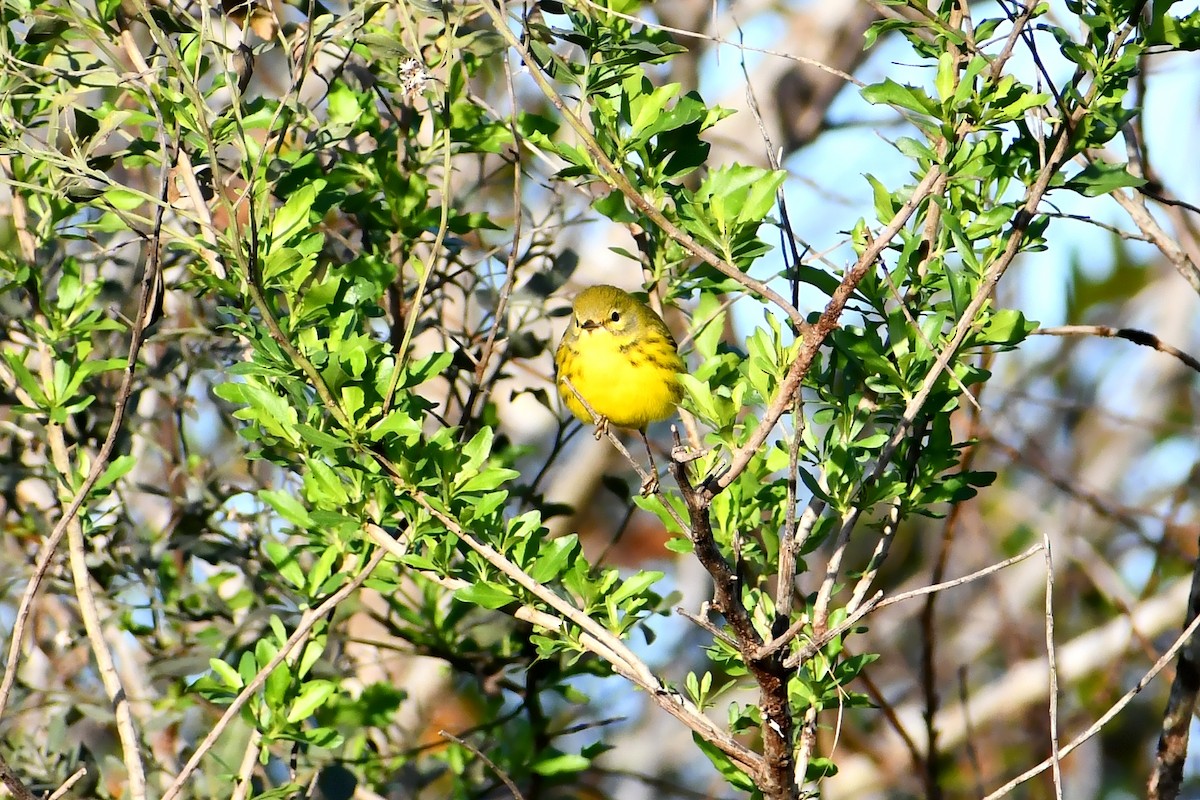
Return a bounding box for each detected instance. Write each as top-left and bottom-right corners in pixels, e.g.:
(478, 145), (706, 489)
(610, 310), (621, 322)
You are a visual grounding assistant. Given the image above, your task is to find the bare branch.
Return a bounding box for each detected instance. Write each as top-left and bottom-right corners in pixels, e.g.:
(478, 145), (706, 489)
(1032, 325), (1200, 374)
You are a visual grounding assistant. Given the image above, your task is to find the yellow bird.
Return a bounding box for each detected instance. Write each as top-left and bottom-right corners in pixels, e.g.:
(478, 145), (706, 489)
(554, 284), (685, 493)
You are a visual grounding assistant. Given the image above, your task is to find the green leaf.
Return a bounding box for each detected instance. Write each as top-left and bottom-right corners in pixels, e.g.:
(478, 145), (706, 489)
(531, 752), (590, 775)
(295, 423), (348, 452)
(861, 78), (938, 116)
(93, 455), (136, 493)
(530, 536), (579, 583)
(609, 570), (663, 605)
(664, 536), (694, 554)
(693, 733), (756, 792)
(461, 427), (494, 471)
(297, 726), (343, 748)
(935, 51), (956, 102)
(368, 409), (423, 444)
(458, 467), (519, 493)
(1146, 7), (1200, 48)
(1063, 161), (1146, 197)
(260, 489), (313, 528)
(306, 548), (339, 597)
(104, 187), (145, 211)
(272, 181), (321, 245)
(400, 351), (453, 390)
(297, 638), (325, 680)
(679, 374), (719, 423)
(25, 15), (70, 44)
(287, 680), (337, 723)
(264, 540), (305, 589)
(455, 581), (516, 610)
(629, 81), (680, 140)
(2, 353), (48, 407)
(209, 658), (243, 690)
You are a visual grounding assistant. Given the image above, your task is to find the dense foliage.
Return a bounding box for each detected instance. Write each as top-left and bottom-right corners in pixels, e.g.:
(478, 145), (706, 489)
(3, 1), (1200, 798)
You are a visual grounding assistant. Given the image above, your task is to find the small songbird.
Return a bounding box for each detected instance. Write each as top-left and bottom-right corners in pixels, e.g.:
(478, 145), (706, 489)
(554, 284), (685, 494)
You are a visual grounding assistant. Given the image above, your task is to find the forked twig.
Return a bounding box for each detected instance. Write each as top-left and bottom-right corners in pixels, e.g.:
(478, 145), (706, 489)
(441, 730), (526, 800)
(983, 611), (1200, 800)
(160, 548), (387, 800)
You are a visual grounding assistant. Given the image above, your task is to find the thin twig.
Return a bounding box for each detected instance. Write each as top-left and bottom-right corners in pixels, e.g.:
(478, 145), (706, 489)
(1109, 187), (1200, 293)
(441, 730), (526, 800)
(1043, 533), (1063, 800)
(479, 0), (807, 333)
(983, 611), (1200, 800)
(812, 504), (861, 636)
(957, 667), (986, 800)
(818, 73), (1099, 584)
(160, 548), (388, 800)
(576, 0), (864, 86)
(876, 544), (1045, 611)
(1032, 325), (1200, 374)
(782, 597), (877, 669)
(49, 345), (149, 800)
(363, 494), (764, 779)
(0, 148), (156, 719)
(677, 605), (740, 649)
(230, 730), (263, 800)
(847, 415), (929, 615)
(0, 106), (174, 800)
(464, 26), (525, 421)
(47, 766), (88, 800)
(777, 544), (1044, 669)
(738, 34), (803, 629)
(710, 165), (944, 497)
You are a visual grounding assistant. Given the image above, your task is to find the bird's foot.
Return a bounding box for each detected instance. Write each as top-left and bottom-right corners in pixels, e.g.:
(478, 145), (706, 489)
(640, 472), (660, 496)
(592, 416), (610, 440)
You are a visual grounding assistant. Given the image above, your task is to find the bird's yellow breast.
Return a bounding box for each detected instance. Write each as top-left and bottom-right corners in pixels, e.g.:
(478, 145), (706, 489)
(556, 327), (682, 430)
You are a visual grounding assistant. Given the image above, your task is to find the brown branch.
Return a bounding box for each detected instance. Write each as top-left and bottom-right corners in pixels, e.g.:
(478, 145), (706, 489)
(668, 429), (795, 799)
(1109, 188), (1200, 293)
(1032, 325), (1200, 374)
(0, 140), (167, 731)
(0, 754), (36, 800)
(988, 1), (1041, 81)
(362, 494), (765, 779)
(441, 730), (527, 800)
(1043, 534), (1064, 800)
(984, 611), (1200, 800)
(160, 547), (387, 800)
(710, 165), (944, 497)
(47, 766), (87, 800)
(478, 0), (808, 334)
(676, 604), (740, 649)
(1146, 531), (1200, 800)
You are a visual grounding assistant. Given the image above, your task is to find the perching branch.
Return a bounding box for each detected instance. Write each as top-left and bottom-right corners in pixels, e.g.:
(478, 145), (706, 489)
(1032, 325), (1200, 374)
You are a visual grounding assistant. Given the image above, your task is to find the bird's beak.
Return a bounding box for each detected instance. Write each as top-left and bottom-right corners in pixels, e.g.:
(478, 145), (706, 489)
(579, 319), (600, 331)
